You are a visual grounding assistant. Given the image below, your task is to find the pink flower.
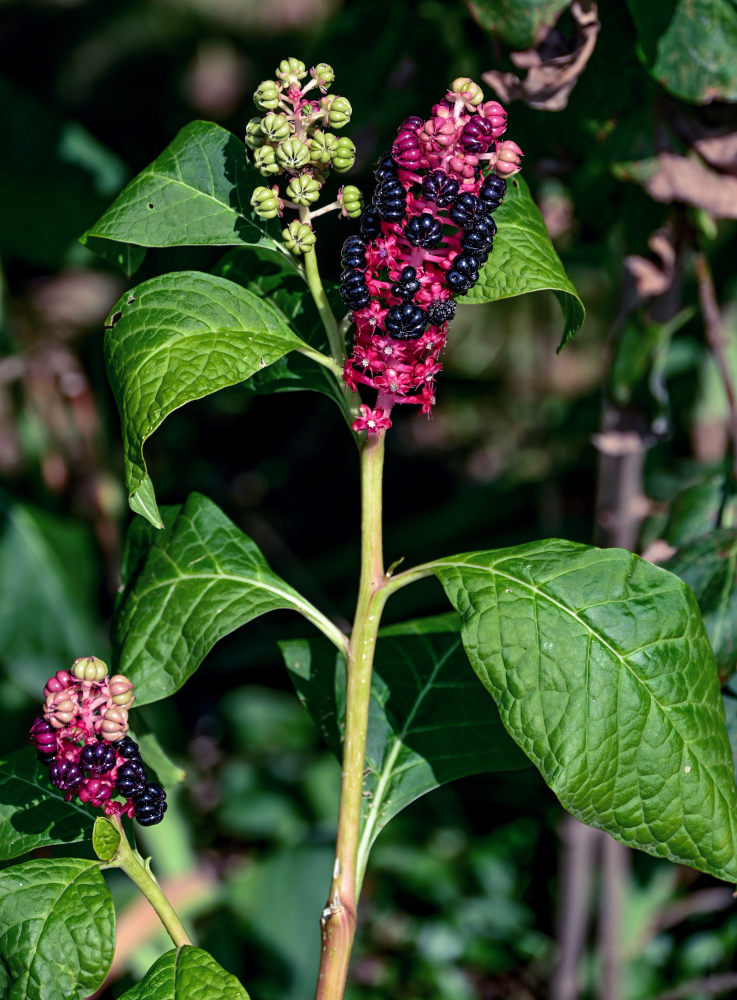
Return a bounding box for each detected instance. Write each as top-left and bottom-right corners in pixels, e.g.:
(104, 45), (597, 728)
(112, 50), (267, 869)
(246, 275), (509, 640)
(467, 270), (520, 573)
(352, 405), (393, 434)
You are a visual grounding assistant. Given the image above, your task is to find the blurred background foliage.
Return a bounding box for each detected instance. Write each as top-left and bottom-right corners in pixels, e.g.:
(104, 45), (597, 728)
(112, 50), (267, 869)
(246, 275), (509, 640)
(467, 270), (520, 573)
(2, 0), (737, 997)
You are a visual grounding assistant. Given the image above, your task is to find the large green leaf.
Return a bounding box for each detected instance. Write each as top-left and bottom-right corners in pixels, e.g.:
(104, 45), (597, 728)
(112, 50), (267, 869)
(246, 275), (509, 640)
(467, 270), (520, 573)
(104, 271), (305, 527)
(119, 947), (249, 1000)
(114, 493), (343, 705)
(467, 0), (570, 49)
(460, 176), (585, 349)
(666, 529), (737, 681)
(0, 493), (102, 694)
(81, 120), (284, 267)
(0, 857), (114, 1000)
(0, 749), (95, 861)
(626, 0), (737, 103)
(428, 539), (737, 882)
(283, 614), (528, 874)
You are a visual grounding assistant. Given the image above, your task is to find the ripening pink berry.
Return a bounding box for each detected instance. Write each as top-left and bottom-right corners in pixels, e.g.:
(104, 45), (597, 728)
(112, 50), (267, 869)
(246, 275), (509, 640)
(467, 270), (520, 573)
(494, 140), (523, 177)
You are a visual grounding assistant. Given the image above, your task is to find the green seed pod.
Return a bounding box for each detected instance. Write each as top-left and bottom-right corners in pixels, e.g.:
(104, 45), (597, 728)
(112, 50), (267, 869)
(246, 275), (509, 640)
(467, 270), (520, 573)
(253, 79), (281, 112)
(312, 63), (335, 88)
(449, 77), (484, 107)
(286, 173), (322, 206)
(340, 185), (364, 219)
(251, 185), (281, 220)
(309, 130), (338, 166)
(100, 705), (128, 741)
(321, 95), (352, 129)
(332, 136), (356, 173)
(260, 112), (291, 144)
(276, 57), (307, 85)
(109, 674), (135, 707)
(253, 146), (281, 176)
(245, 117), (266, 150)
(276, 137), (311, 173)
(71, 656), (108, 683)
(282, 220), (316, 255)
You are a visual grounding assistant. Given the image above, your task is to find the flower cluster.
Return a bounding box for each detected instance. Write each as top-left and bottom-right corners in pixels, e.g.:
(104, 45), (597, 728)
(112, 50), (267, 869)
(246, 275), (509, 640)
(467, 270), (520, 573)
(30, 656), (167, 826)
(247, 57), (362, 254)
(340, 77), (523, 430)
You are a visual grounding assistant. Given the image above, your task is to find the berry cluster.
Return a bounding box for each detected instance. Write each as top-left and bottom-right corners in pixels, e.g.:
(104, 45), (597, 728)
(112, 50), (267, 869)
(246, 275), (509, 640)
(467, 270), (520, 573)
(340, 78), (522, 430)
(29, 656), (167, 825)
(247, 57), (362, 254)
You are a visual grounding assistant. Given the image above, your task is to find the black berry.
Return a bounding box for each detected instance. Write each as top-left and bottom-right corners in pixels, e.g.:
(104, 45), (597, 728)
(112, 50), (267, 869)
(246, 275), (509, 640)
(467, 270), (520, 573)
(391, 265), (421, 301)
(404, 213), (443, 250)
(421, 169), (459, 208)
(426, 299), (457, 326)
(385, 303), (427, 340)
(449, 193), (479, 229)
(360, 208), (382, 240)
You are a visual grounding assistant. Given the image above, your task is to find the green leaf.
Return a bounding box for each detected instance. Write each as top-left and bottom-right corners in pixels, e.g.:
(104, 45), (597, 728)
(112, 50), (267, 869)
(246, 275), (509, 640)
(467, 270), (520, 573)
(665, 529), (737, 681)
(283, 614), (528, 866)
(118, 946), (249, 1000)
(82, 120), (284, 265)
(0, 749), (94, 861)
(104, 271), (305, 527)
(114, 493), (338, 705)
(136, 731), (187, 786)
(92, 816), (121, 862)
(460, 176), (585, 349)
(0, 857), (115, 999)
(82, 235), (146, 277)
(626, 0), (737, 103)
(467, 0), (570, 49)
(429, 539), (737, 882)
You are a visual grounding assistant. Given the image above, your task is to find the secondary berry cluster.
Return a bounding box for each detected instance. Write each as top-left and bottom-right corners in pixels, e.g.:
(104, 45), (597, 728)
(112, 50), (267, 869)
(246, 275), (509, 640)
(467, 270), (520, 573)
(29, 656), (167, 826)
(340, 78), (523, 431)
(247, 58), (362, 254)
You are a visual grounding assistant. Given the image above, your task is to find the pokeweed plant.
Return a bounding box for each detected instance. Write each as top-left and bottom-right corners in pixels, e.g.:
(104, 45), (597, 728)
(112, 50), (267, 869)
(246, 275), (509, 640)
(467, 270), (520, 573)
(1, 57), (737, 1000)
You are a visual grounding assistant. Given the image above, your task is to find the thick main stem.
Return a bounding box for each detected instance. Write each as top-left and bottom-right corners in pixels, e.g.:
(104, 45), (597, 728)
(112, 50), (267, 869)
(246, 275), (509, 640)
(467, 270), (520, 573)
(314, 431), (387, 1000)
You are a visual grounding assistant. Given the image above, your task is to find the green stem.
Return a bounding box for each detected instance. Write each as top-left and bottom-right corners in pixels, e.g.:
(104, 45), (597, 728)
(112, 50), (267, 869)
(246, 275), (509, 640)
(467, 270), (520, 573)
(110, 817), (193, 948)
(300, 206), (344, 363)
(314, 430), (387, 1000)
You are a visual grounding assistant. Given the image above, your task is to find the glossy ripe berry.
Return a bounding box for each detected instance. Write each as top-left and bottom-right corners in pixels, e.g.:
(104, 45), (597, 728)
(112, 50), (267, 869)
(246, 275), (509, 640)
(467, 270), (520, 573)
(426, 299), (457, 326)
(360, 208), (382, 240)
(117, 735), (142, 761)
(445, 269), (472, 295)
(449, 192), (479, 229)
(404, 213), (443, 249)
(49, 760), (83, 792)
(340, 268), (371, 309)
(375, 178), (406, 222)
(374, 154), (398, 183)
(460, 116), (493, 154)
(80, 741), (117, 775)
(385, 303), (427, 340)
(391, 266), (422, 301)
(421, 169), (459, 208)
(134, 781), (168, 826)
(341, 235), (367, 268)
(30, 716), (57, 756)
(400, 115), (424, 133)
(117, 760), (147, 798)
(461, 226), (494, 255)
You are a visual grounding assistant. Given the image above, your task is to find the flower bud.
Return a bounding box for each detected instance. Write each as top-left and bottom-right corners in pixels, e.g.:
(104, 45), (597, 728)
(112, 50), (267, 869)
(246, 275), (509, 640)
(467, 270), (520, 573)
(253, 80), (281, 112)
(109, 674), (135, 707)
(285, 173), (322, 206)
(245, 117), (266, 150)
(494, 140), (523, 177)
(260, 112), (291, 144)
(251, 185), (282, 219)
(253, 146), (280, 176)
(71, 656), (108, 683)
(312, 63), (335, 88)
(309, 130), (338, 166)
(339, 185), (363, 219)
(282, 220), (316, 255)
(449, 77), (484, 107)
(321, 95), (352, 129)
(332, 136), (356, 173)
(276, 137), (311, 173)
(276, 57), (307, 85)
(100, 705), (128, 741)
(43, 670), (73, 699)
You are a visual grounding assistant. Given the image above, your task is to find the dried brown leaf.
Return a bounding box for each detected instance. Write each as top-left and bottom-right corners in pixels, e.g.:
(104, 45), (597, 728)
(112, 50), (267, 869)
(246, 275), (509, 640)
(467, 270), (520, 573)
(643, 152), (737, 219)
(624, 226), (676, 300)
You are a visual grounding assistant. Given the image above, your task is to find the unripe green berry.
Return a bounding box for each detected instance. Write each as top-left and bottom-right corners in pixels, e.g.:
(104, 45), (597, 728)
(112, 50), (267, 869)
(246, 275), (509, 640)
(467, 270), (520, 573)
(71, 656), (108, 682)
(449, 77), (484, 107)
(245, 117), (265, 150)
(276, 137), (310, 173)
(340, 185), (363, 219)
(100, 705), (128, 741)
(254, 80), (280, 112)
(109, 674), (135, 707)
(251, 185), (281, 219)
(312, 63), (335, 88)
(276, 57), (307, 85)
(332, 136), (356, 173)
(253, 146), (280, 176)
(286, 173), (322, 206)
(260, 112), (291, 144)
(309, 130), (338, 166)
(282, 220), (316, 255)
(321, 95), (352, 129)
